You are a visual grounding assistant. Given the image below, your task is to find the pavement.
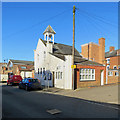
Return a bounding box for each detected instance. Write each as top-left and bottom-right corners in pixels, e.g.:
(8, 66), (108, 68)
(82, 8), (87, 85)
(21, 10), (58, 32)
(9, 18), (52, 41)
(39, 84), (119, 105)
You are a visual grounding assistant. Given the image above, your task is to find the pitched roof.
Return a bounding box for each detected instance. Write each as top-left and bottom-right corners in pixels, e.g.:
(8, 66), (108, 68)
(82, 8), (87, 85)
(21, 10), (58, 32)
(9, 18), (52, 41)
(49, 53), (65, 61)
(40, 39), (103, 66)
(105, 49), (120, 58)
(75, 57), (104, 66)
(43, 25), (56, 34)
(50, 53), (104, 66)
(9, 59), (34, 65)
(40, 39), (81, 57)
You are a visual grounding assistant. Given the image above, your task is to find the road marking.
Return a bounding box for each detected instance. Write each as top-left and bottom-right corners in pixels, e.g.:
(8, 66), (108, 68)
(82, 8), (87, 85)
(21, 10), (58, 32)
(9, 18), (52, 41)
(47, 109), (61, 115)
(82, 100), (119, 110)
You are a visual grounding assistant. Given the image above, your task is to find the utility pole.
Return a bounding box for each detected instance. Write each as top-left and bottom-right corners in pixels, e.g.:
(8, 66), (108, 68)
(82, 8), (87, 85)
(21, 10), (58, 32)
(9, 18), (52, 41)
(72, 5), (75, 90)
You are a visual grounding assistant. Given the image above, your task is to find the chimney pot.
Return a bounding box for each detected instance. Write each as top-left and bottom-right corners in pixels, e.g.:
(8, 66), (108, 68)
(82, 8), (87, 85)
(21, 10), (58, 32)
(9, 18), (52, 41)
(109, 46), (115, 52)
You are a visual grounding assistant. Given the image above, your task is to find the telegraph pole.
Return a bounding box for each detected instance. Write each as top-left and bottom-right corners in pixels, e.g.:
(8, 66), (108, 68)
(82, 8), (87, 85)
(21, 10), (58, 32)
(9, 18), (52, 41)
(72, 5), (75, 90)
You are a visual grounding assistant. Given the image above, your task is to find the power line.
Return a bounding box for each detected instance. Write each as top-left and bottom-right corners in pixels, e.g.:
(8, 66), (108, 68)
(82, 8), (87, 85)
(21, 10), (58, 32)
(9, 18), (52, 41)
(76, 10), (109, 38)
(3, 8), (72, 39)
(77, 8), (117, 27)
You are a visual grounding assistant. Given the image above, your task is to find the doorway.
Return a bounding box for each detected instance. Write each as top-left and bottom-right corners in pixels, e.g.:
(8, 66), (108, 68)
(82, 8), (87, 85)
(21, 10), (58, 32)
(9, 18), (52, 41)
(101, 70), (104, 86)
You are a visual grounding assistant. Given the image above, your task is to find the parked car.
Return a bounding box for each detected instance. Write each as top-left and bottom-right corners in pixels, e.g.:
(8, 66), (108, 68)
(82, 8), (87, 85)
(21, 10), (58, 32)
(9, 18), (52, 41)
(7, 75), (22, 85)
(19, 78), (42, 91)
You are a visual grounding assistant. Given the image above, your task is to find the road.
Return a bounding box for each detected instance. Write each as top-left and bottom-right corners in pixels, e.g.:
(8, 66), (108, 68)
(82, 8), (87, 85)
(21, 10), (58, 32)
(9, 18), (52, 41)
(1, 84), (119, 119)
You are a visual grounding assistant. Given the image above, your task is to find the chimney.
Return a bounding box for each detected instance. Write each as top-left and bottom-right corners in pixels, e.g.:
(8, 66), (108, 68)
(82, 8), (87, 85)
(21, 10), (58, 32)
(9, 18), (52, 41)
(117, 49), (120, 55)
(99, 38), (105, 64)
(109, 46), (115, 52)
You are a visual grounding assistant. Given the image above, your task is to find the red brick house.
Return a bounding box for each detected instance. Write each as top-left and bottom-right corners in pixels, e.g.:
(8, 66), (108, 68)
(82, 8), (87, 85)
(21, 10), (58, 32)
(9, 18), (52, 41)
(105, 47), (120, 84)
(80, 37), (119, 85)
(74, 57), (106, 89)
(5, 59), (34, 79)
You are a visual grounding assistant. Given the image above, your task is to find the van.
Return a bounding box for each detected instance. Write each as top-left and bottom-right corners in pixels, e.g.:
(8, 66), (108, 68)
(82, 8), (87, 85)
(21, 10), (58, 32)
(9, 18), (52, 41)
(7, 75), (22, 85)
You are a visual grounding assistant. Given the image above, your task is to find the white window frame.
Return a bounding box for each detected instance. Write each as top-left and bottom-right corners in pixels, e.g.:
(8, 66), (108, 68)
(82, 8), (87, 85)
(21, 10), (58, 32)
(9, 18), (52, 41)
(113, 65), (117, 69)
(107, 65), (110, 69)
(56, 71), (62, 80)
(108, 71), (113, 76)
(115, 71), (119, 76)
(80, 68), (95, 81)
(107, 58), (110, 64)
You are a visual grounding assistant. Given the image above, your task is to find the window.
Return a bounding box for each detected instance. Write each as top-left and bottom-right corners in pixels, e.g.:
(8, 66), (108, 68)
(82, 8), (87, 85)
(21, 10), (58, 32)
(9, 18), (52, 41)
(108, 71), (113, 76)
(21, 66), (26, 69)
(56, 72), (57, 79)
(113, 66), (117, 69)
(61, 72), (62, 79)
(56, 72), (62, 79)
(107, 65), (110, 69)
(80, 68), (95, 81)
(38, 68), (39, 74)
(115, 72), (119, 76)
(40, 68), (42, 74)
(107, 58), (110, 64)
(43, 68), (45, 74)
(58, 72), (60, 79)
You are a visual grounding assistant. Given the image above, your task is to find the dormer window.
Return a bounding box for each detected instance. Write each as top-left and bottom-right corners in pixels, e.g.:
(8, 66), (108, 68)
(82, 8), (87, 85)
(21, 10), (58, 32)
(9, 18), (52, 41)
(21, 66), (26, 69)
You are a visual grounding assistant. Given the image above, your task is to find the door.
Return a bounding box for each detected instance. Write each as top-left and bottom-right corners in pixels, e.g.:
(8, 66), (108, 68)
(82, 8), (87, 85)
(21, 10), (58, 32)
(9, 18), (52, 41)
(101, 70), (104, 86)
(74, 69), (78, 90)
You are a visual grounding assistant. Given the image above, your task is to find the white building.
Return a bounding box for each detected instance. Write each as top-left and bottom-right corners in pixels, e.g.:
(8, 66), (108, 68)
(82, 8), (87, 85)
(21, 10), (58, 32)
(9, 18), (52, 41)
(34, 25), (82, 89)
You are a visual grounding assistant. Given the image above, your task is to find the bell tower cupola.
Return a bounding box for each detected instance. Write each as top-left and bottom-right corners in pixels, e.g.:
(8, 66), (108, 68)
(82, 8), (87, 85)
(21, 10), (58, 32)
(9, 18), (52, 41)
(43, 25), (56, 44)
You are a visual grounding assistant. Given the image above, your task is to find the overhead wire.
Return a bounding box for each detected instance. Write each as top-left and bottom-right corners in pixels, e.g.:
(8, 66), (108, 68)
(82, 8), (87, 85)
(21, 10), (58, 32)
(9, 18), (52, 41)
(77, 10), (108, 38)
(77, 8), (117, 27)
(76, 9), (117, 47)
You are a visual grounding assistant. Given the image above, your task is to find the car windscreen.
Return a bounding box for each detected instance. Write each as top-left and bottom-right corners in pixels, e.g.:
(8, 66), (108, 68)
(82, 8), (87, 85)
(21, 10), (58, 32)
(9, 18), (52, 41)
(28, 79), (38, 82)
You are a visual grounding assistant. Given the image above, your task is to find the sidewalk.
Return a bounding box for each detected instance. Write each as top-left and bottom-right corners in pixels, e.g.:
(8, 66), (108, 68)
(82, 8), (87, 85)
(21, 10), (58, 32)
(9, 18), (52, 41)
(40, 84), (119, 105)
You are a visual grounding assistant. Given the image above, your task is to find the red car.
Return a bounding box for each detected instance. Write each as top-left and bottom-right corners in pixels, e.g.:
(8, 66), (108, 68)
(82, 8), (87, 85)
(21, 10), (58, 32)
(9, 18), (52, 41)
(7, 75), (22, 85)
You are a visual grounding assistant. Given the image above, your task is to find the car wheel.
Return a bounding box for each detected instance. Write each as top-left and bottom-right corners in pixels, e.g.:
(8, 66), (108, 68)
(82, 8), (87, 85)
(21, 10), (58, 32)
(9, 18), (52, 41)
(19, 85), (21, 89)
(25, 85), (29, 91)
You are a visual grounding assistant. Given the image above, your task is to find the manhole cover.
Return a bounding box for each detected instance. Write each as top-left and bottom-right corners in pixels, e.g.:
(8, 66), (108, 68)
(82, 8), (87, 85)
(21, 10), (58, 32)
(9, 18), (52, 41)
(47, 109), (61, 115)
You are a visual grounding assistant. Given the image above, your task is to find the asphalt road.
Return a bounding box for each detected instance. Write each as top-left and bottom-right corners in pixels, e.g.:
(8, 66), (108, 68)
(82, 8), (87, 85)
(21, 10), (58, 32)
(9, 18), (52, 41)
(1, 84), (120, 119)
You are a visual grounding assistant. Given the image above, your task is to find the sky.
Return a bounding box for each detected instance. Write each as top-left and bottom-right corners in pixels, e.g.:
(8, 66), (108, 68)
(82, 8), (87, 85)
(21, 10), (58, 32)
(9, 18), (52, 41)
(1, 2), (118, 62)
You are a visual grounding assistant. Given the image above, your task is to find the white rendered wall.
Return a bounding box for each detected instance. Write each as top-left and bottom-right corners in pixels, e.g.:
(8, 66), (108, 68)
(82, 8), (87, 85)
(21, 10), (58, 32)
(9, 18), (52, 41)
(34, 39), (73, 89)
(64, 55), (72, 89)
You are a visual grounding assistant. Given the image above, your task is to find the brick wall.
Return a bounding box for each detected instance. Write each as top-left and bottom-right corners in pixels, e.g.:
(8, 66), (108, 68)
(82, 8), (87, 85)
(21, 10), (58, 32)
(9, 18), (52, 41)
(75, 65), (106, 88)
(106, 56), (120, 69)
(81, 38), (105, 64)
(99, 38), (105, 64)
(89, 43), (99, 62)
(107, 70), (120, 84)
(81, 44), (89, 59)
